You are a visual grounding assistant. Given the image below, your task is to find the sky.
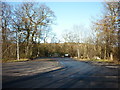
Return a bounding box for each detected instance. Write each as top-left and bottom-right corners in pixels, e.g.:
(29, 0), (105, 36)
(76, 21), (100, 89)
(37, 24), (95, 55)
(45, 2), (104, 40)
(8, 1), (104, 42)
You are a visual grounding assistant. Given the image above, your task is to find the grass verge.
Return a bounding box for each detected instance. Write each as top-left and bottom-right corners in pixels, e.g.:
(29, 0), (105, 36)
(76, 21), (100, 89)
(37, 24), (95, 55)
(73, 58), (120, 65)
(2, 58), (29, 63)
(2, 58), (57, 63)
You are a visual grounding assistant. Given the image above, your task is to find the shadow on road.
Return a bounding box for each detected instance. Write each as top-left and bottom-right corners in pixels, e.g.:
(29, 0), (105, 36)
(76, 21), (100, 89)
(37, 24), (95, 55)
(2, 58), (119, 88)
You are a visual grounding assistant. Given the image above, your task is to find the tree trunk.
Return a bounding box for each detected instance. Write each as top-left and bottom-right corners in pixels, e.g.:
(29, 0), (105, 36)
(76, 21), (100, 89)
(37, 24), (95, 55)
(77, 48), (80, 58)
(110, 52), (113, 60)
(16, 32), (19, 60)
(26, 45), (29, 56)
(104, 45), (107, 59)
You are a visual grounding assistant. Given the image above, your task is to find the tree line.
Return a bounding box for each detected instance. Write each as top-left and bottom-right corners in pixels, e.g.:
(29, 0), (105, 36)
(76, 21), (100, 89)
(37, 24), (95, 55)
(62, 1), (120, 61)
(1, 1), (120, 62)
(1, 2), (56, 61)
(92, 1), (120, 61)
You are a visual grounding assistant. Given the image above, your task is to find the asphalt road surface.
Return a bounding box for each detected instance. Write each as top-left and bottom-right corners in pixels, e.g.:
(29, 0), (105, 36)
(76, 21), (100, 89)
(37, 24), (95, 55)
(2, 58), (119, 88)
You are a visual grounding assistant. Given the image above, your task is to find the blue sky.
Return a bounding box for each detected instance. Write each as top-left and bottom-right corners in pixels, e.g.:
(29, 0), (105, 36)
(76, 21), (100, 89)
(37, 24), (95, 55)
(8, 2), (104, 41)
(45, 2), (104, 39)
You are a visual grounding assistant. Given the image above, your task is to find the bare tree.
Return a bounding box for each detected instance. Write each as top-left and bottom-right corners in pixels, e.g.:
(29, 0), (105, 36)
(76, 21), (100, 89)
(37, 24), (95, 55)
(12, 2), (55, 58)
(92, 1), (119, 60)
(1, 2), (14, 60)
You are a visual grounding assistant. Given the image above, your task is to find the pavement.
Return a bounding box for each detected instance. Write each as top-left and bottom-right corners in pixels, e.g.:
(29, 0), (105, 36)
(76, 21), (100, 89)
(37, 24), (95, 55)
(2, 59), (61, 83)
(2, 57), (120, 88)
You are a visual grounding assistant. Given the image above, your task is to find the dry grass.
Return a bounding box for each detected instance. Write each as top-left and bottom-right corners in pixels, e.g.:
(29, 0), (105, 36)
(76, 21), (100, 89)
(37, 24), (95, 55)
(31, 58), (56, 62)
(2, 58), (57, 63)
(74, 58), (120, 65)
(73, 58), (90, 61)
(91, 59), (114, 62)
(2, 58), (29, 63)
